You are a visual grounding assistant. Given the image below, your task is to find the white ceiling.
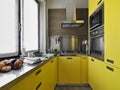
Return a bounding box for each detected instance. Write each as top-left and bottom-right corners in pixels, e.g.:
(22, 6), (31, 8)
(47, 0), (88, 9)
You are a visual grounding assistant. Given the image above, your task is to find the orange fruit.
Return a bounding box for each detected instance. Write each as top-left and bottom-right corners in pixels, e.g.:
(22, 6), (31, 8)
(0, 62), (5, 70)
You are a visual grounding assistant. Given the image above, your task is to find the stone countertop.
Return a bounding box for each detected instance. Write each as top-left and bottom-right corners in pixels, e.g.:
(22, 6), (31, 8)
(0, 57), (53, 90)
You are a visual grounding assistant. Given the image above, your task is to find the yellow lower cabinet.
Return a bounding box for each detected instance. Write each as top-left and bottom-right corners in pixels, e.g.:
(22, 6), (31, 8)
(9, 73), (34, 90)
(58, 56), (81, 84)
(93, 59), (106, 90)
(81, 56), (88, 84)
(33, 65), (48, 90)
(88, 57), (95, 89)
(49, 57), (57, 90)
(88, 57), (106, 90)
(104, 64), (120, 90)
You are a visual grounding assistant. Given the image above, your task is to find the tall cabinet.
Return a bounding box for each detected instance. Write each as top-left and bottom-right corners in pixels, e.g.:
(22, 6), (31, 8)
(89, 0), (120, 90)
(105, 0), (120, 69)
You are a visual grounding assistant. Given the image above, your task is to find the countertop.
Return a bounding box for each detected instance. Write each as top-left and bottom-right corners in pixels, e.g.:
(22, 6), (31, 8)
(0, 57), (54, 90)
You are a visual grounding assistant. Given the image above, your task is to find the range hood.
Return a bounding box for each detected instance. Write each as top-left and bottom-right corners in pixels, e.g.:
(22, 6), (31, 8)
(61, 1), (84, 28)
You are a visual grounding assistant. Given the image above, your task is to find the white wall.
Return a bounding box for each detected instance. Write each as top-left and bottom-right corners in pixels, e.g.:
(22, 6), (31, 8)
(47, 0), (88, 9)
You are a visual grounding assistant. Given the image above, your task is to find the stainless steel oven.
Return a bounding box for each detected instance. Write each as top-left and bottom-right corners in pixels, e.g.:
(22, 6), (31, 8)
(90, 25), (104, 61)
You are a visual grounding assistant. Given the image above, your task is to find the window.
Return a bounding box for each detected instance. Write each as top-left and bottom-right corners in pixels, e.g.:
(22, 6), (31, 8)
(0, 0), (19, 58)
(23, 0), (39, 52)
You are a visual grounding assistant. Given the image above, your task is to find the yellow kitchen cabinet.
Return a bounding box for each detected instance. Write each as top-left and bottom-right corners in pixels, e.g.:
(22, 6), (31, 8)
(104, 64), (120, 90)
(34, 62), (50, 90)
(10, 59), (51, 90)
(9, 73), (35, 90)
(88, 57), (107, 90)
(105, 0), (120, 68)
(88, 57), (95, 89)
(10, 62), (50, 90)
(49, 57), (57, 90)
(58, 56), (81, 84)
(81, 56), (88, 84)
(89, 0), (103, 16)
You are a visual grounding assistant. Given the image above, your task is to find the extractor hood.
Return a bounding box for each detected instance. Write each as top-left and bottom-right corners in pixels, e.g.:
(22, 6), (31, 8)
(61, 1), (84, 28)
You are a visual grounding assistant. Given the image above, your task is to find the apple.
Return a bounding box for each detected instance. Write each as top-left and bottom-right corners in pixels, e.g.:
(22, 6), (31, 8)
(5, 61), (13, 67)
(1, 60), (9, 65)
(1, 66), (12, 72)
(13, 60), (23, 69)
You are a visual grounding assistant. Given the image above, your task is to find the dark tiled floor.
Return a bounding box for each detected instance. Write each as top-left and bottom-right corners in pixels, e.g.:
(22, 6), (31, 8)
(55, 85), (92, 90)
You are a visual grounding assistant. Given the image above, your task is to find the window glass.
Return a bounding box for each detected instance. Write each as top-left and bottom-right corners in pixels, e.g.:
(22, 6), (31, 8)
(0, 0), (18, 57)
(24, 0), (38, 52)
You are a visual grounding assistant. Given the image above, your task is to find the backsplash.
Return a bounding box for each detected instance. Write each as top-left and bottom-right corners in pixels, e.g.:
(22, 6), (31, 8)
(48, 9), (88, 36)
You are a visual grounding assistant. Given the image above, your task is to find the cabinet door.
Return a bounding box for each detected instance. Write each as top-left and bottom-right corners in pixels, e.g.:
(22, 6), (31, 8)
(9, 73), (34, 90)
(93, 59), (106, 90)
(89, 0), (97, 16)
(104, 65), (120, 90)
(58, 56), (81, 84)
(89, 0), (103, 16)
(88, 57), (95, 89)
(81, 56), (88, 84)
(49, 57), (57, 90)
(88, 57), (106, 90)
(32, 62), (50, 90)
(105, 0), (120, 68)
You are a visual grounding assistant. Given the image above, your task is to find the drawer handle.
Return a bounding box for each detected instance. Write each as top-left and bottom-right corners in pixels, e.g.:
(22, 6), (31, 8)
(36, 82), (42, 90)
(36, 69), (41, 75)
(106, 66), (114, 72)
(51, 60), (53, 63)
(67, 58), (72, 59)
(107, 59), (114, 64)
(91, 59), (94, 62)
(97, 0), (102, 5)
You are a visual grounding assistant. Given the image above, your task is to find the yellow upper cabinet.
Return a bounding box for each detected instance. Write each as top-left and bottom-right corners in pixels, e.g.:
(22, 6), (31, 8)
(105, 0), (120, 68)
(58, 56), (81, 84)
(89, 0), (104, 16)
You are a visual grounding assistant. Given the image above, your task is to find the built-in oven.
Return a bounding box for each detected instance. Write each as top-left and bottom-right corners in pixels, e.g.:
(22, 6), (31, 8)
(90, 25), (104, 61)
(90, 3), (104, 61)
(90, 3), (104, 30)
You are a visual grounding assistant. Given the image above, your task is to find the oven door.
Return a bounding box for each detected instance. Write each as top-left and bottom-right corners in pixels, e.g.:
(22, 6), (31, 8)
(90, 35), (104, 61)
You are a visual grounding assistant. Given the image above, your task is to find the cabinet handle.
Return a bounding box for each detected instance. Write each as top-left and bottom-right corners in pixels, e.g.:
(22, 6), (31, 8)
(67, 57), (72, 59)
(97, 0), (102, 5)
(36, 82), (42, 90)
(91, 59), (94, 62)
(36, 69), (41, 75)
(106, 59), (114, 64)
(51, 60), (53, 63)
(106, 66), (114, 72)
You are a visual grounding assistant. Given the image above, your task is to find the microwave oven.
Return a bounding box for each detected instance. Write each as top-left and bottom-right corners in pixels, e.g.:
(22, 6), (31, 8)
(90, 3), (104, 30)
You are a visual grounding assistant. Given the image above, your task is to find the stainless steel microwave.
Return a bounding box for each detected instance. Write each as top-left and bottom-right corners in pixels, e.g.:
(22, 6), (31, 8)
(90, 3), (104, 30)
